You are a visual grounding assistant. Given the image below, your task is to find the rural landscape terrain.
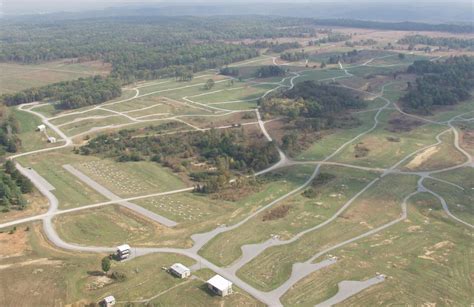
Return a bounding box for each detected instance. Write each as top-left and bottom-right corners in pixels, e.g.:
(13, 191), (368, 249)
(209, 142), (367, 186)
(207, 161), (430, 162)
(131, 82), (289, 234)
(0, 5), (473, 307)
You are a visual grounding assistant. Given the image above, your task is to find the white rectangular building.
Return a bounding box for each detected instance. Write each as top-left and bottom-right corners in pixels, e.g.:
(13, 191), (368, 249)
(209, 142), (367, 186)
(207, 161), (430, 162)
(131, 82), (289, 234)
(47, 136), (57, 143)
(116, 244), (131, 260)
(207, 275), (233, 297)
(100, 295), (116, 306)
(37, 124), (46, 132)
(169, 263), (191, 278)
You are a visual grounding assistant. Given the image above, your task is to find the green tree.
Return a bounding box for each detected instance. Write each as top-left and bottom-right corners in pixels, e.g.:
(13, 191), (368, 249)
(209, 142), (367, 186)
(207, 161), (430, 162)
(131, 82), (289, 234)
(205, 79), (215, 90)
(101, 256), (111, 274)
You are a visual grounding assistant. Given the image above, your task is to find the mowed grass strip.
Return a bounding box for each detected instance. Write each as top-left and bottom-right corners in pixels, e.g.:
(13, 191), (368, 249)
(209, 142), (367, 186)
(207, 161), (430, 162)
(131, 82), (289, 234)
(236, 174), (419, 291)
(17, 151), (107, 209)
(199, 166), (378, 267)
(54, 205), (163, 246)
(281, 192), (473, 306)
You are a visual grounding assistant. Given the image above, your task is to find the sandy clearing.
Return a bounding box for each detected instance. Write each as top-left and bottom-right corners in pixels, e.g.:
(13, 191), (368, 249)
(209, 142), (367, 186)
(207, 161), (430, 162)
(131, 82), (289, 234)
(405, 146), (440, 169)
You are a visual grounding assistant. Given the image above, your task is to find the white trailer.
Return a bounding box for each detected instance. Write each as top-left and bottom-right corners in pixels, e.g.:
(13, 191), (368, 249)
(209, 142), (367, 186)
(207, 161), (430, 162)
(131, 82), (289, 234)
(116, 244), (131, 260)
(169, 263), (191, 278)
(207, 275), (233, 297)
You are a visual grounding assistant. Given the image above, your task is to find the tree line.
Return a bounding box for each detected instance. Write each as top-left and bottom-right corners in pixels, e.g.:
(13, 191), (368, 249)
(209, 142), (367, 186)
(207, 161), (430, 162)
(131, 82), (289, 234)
(255, 65), (287, 78)
(261, 81), (366, 121)
(403, 56), (474, 114)
(0, 160), (33, 211)
(1, 76), (122, 109)
(312, 19), (472, 33)
(398, 35), (474, 50)
(78, 128), (279, 192)
(280, 50), (307, 62)
(0, 110), (21, 154)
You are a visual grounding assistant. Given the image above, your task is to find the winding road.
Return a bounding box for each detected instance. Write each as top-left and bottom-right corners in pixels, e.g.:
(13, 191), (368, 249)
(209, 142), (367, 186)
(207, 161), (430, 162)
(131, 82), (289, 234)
(2, 53), (473, 306)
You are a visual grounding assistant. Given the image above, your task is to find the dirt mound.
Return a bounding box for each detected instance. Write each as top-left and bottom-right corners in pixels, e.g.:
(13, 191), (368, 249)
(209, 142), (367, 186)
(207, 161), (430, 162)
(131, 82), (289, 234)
(405, 146), (440, 169)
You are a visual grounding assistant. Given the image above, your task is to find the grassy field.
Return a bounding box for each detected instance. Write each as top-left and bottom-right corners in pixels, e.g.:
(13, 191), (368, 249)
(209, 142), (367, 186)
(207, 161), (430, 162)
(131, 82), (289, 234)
(60, 116), (132, 137)
(191, 83), (276, 104)
(236, 174), (419, 291)
(134, 165), (316, 248)
(400, 131), (467, 171)
(11, 107), (62, 153)
(17, 151), (107, 209)
(1, 222), (250, 306)
(280, 192), (474, 306)
(331, 110), (448, 168)
(199, 166), (379, 267)
(296, 110), (378, 161)
(54, 205), (164, 246)
(149, 268), (264, 306)
(0, 60), (110, 95)
(74, 159), (187, 197)
(425, 168), (474, 225)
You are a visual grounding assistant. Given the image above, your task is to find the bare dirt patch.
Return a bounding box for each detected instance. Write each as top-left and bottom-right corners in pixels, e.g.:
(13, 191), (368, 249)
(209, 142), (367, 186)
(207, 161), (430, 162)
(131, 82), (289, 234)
(460, 128), (474, 151)
(418, 240), (455, 262)
(405, 146), (440, 170)
(0, 228), (30, 258)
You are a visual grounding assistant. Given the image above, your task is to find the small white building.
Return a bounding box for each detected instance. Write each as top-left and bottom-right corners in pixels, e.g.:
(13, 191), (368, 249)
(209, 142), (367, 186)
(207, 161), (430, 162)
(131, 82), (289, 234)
(37, 124), (46, 132)
(100, 295), (116, 306)
(207, 274), (233, 297)
(47, 136), (57, 143)
(169, 263), (191, 278)
(116, 244), (131, 260)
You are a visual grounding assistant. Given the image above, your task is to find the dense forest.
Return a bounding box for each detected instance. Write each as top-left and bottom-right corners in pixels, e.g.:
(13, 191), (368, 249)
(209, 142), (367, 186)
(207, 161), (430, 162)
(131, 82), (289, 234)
(280, 51), (307, 62)
(0, 160), (33, 212)
(2, 76), (122, 109)
(327, 49), (360, 64)
(0, 16), (319, 106)
(219, 67), (240, 77)
(398, 35), (474, 50)
(308, 32), (351, 45)
(403, 56), (474, 113)
(0, 109), (21, 153)
(255, 66), (287, 78)
(79, 128), (279, 192)
(261, 81), (366, 131)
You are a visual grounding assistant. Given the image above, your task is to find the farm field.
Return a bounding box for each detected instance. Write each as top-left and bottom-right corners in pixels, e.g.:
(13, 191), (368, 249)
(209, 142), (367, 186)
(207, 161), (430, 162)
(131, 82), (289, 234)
(0, 60), (111, 95)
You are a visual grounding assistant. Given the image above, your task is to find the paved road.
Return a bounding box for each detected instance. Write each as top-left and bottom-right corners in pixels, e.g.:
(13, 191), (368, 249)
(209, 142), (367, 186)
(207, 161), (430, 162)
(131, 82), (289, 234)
(4, 54), (474, 307)
(314, 275), (385, 307)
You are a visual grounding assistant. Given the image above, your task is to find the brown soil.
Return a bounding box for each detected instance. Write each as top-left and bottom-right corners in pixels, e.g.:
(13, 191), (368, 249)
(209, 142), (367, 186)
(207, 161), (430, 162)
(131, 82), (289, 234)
(0, 228), (30, 258)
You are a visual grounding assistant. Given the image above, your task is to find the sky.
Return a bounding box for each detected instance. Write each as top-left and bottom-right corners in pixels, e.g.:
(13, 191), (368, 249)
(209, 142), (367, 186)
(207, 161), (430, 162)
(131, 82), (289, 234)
(2, 0), (472, 16)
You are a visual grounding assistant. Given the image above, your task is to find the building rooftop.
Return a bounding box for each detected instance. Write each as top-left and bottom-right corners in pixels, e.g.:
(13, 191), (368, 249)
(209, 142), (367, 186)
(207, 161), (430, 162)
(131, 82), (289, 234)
(170, 263), (190, 274)
(207, 275), (232, 291)
(117, 244), (131, 252)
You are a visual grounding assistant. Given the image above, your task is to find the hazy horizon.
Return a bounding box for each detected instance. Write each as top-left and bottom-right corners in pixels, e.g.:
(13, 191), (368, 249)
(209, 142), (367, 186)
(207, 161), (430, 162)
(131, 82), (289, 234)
(2, 0), (473, 17)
